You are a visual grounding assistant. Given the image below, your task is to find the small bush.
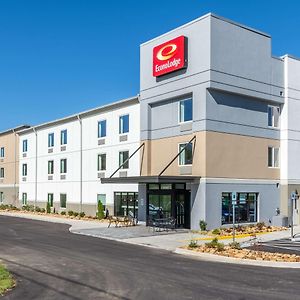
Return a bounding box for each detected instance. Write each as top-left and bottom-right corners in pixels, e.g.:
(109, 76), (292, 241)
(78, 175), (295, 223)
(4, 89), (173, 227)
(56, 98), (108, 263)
(97, 200), (105, 220)
(40, 208), (46, 213)
(73, 212), (79, 217)
(229, 241), (241, 250)
(188, 239), (198, 248)
(46, 202), (51, 214)
(211, 228), (221, 235)
(67, 210), (74, 216)
(35, 206), (41, 213)
(61, 211), (66, 215)
(205, 238), (225, 251)
(199, 220), (207, 231)
(256, 222), (265, 230)
(79, 212), (85, 218)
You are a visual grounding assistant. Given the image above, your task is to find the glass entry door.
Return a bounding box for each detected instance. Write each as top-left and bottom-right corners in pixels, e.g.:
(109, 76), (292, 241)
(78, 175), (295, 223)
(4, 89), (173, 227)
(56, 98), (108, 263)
(148, 194), (172, 220)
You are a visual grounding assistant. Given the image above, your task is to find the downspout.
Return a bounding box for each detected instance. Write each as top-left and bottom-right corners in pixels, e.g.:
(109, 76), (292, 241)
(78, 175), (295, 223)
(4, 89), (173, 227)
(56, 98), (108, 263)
(77, 115), (83, 213)
(12, 129), (17, 206)
(33, 127), (38, 209)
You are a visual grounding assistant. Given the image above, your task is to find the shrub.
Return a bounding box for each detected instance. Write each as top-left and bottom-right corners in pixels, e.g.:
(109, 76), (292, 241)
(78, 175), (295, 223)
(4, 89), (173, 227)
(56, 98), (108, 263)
(61, 211), (66, 215)
(188, 239), (198, 248)
(73, 212), (79, 217)
(256, 222), (265, 230)
(205, 238), (225, 252)
(79, 212), (85, 218)
(97, 200), (105, 220)
(40, 208), (46, 213)
(67, 210), (74, 216)
(229, 241), (241, 250)
(199, 220), (207, 231)
(211, 228), (221, 235)
(35, 206), (41, 213)
(46, 202), (51, 214)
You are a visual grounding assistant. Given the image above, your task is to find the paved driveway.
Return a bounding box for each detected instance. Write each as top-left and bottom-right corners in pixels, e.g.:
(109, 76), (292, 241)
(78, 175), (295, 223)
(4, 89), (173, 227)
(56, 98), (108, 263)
(2, 215), (300, 300)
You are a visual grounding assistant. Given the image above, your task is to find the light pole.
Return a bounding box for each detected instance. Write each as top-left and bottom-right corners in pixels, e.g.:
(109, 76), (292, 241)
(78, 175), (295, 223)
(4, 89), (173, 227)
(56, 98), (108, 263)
(290, 190), (299, 241)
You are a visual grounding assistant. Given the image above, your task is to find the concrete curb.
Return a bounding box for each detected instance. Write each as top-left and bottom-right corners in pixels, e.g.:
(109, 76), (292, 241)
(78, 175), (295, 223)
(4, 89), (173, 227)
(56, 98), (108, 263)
(174, 248), (300, 268)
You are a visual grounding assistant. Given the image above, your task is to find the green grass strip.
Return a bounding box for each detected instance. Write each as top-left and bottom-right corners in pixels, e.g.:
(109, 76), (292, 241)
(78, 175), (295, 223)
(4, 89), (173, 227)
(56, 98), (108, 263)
(0, 263), (14, 295)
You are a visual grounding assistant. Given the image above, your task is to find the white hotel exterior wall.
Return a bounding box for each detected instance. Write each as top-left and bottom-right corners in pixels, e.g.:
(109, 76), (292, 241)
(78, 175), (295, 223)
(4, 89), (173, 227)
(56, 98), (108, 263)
(18, 97), (140, 215)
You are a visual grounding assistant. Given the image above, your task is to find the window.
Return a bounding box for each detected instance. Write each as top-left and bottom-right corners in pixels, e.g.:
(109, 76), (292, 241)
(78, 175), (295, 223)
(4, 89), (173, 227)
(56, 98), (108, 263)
(60, 194), (67, 208)
(98, 120), (106, 138)
(114, 192), (138, 217)
(22, 193), (27, 206)
(97, 154), (106, 171)
(97, 194), (106, 213)
(23, 140), (28, 152)
(119, 114), (129, 134)
(60, 159), (67, 174)
(268, 105), (280, 127)
(0, 168), (4, 178)
(48, 133), (54, 147)
(60, 130), (67, 145)
(0, 192), (3, 204)
(179, 98), (193, 123)
(48, 193), (54, 207)
(179, 143), (193, 165)
(48, 160), (54, 175)
(119, 151), (129, 169)
(0, 147), (4, 158)
(268, 147), (279, 168)
(22, 164), (27, 176)
(222, 192), (258, 224)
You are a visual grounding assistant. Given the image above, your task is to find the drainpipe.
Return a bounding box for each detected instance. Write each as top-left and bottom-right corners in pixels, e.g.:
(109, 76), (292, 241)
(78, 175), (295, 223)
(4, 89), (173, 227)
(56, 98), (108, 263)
(13, 129), (17, 206)
(77, 115), (83, 213)
(33, 127), (38, 209)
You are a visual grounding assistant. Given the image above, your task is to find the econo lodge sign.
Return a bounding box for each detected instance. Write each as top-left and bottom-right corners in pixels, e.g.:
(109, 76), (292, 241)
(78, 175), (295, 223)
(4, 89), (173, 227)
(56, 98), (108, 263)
(153, 35), (187, 77)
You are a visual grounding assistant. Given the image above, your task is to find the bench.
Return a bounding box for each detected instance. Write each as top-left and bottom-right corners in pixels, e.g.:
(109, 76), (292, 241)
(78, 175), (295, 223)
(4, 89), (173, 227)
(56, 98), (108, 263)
(107, 215), (136, 228)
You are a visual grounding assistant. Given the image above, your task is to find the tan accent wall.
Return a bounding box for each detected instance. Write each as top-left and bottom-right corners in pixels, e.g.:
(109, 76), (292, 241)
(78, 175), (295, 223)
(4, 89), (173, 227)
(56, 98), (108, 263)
(141, 131), (280, 180)
(0, 132), (19, 185)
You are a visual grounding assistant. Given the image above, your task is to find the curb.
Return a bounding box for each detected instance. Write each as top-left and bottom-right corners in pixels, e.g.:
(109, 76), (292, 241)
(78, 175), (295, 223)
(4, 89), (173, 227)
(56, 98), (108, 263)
(174, 248), (300, 268)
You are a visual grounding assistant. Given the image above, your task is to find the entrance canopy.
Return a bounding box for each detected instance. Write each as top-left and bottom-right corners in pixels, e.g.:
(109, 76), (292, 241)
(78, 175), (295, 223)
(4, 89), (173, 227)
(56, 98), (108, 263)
(101, 175), (200, 184)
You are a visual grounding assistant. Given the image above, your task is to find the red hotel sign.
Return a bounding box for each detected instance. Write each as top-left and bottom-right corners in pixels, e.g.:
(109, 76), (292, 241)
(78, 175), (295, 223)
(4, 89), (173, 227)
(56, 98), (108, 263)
(153, 35), (187, 77)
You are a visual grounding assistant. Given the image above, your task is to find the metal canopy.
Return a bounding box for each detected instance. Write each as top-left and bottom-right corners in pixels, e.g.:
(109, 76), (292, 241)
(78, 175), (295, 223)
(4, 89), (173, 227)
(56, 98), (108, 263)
(101, 175), (200, 184)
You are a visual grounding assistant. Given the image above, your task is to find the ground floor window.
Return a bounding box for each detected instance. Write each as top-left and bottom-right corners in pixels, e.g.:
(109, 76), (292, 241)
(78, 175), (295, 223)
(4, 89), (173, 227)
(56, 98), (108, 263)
(22, 193), (27, 206)
(222, 192), (258, 225)
(97, 194), (106, 213)
(60, 194), (67, 209)
(48, 193), (54, 207)
(0, 192), (3, 204)
(114, 192), (138, 218)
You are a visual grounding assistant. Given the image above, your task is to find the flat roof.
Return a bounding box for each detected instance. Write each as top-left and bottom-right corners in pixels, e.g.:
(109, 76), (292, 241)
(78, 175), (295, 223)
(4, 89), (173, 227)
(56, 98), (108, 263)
(141, 12), (270, 47)
(0, 125), (31, 137)
(18, 95), (139, 135)
(101, 175), (201, 184)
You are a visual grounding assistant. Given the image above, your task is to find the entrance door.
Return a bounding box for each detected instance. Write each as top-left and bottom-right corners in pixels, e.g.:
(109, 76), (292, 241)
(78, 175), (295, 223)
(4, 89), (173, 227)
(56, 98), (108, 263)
(148, 194), (172, 220)
(175, 191), (190, 228)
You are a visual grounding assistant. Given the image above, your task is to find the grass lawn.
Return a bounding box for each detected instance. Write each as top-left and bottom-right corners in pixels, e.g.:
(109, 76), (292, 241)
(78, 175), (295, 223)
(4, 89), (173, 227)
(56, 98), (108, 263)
(0, 263), (14, 295)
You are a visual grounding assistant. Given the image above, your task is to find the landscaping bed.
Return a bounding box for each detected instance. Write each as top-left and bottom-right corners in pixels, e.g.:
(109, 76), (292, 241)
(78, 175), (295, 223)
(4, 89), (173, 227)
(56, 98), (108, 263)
(0, 204), (108, 223)
(186, 238), (300, 262)
(0, 263), (15, 296)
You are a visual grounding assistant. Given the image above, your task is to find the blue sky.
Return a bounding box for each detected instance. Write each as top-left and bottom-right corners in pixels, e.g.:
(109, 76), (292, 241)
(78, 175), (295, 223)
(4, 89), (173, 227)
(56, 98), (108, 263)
(0, 0), (299, 131)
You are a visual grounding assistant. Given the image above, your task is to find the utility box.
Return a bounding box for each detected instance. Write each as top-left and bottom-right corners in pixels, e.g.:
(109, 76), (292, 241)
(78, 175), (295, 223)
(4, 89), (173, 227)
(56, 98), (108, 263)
(272, 215), (288, 227)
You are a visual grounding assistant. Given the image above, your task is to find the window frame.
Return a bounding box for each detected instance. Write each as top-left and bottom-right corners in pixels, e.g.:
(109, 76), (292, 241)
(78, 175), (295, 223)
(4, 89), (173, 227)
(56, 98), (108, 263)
(48, 133), (55, 148)
(97, 120), (107, 138)
(60, 129), (68, 145)
(60, 158), (67, 174)
(179, 98), (193, 124)
(178, 142), (193, 166)
(119, 150), (129, 169)
(268, 105), (280, 128)
(22, 193), (27, 206)
(0, 168), (4, 178)
(22, 139), (28, 153)
(0, 147), (4, 158)
(60, 193), (67, 209)
(268, 146), (280, 168)
(119, 114), (129, 135)
(22, 163), (27, 177)
(48, 160), (54, 175)
(48, 193), (54, 207)
(97, 153), (106, 171)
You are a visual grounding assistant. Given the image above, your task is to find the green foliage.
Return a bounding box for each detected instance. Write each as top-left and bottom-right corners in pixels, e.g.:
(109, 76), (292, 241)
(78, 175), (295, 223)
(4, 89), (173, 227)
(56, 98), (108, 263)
(35, 206), (41, 213)
(46, 202), (51, 214)
(67, 210), (74, 216)
(229, 241), (241, 250)
(256, 222), (266, 230)
(199, 220), (207, 231)
(211, 228), (221, 235)
(40, 208), (46, 213)
(0, 264), (14, 295)
(73, 212), (79, 217)
(205, 238), (225, 251)
(188, 239), (198, 248)
(61, 211), (66, 215)
(97, 200), (105, 220)
(22, 205), (35, 212)
(79, 212), (85, 218)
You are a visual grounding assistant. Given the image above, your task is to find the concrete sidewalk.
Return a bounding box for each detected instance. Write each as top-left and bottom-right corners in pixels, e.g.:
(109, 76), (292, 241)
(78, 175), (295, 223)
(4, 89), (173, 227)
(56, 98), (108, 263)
(1, 211), (299, 251)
